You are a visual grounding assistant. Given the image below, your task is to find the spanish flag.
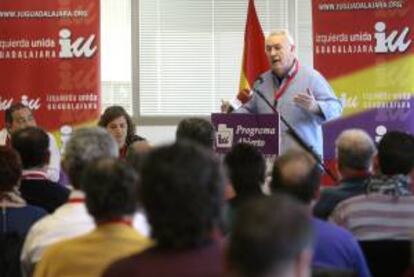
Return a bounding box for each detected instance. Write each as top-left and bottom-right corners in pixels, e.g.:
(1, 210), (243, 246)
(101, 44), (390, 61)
(237, 0), (269, 104)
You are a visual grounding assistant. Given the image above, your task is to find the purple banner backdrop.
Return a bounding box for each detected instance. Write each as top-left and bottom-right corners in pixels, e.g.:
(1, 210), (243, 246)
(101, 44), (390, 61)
(323, 97), (414, 160)
(211, 113), (279, 155)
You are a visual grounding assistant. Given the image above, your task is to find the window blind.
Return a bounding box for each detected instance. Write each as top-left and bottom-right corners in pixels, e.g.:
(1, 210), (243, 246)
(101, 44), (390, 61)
(135, 0), (290, 118)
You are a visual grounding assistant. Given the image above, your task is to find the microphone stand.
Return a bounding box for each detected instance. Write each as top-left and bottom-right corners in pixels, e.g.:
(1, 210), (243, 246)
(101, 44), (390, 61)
(253, 88), (338, 182)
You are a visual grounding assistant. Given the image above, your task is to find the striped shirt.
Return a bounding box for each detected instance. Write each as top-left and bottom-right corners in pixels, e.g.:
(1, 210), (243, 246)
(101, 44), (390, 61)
(329, 193), (414, 240)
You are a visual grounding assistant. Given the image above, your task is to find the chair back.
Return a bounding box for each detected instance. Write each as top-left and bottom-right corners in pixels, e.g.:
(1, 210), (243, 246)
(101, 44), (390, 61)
(358, 240), (411, 277)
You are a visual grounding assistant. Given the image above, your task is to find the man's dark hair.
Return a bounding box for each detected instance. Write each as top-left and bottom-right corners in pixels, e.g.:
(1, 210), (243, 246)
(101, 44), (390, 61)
(270, 150), (321, 204)
(140, 141), (224, 248)
(176, 118), (215, 149)
(11, 127), (49, 169)
(81, 158), (138, 222)
(5, 103), (29, 126)
(224, 143), (265, 198)
(0, 146), (22, 192)
(228, 195), (313, 277)
(377, 131), (414, 175)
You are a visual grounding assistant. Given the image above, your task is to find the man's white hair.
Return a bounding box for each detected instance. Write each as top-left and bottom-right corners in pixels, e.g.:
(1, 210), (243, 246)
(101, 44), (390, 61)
(266, 30), (295, 46)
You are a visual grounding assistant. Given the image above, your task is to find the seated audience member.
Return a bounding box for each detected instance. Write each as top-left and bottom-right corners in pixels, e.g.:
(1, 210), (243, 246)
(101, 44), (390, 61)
(176, 117), (236, 201)
(103, 142), (225, 277)
(20, 127), (119, 276)
(34, 158), (151, 277)
(98, 105), (146, 159)
(368, 131), (414, 194)
(0, 146), (47, 276)
(11, 127), (70, 213)
(176, 117), (215, 150)
(224, 143), (266, 227)
(126, 139), (152, 171)
(0, 103), (61, 182)
(329, 131), (414, 240)
(271, 150), (371, 277)
(314, 129), (376, 219)
(227, 194), (313, 277)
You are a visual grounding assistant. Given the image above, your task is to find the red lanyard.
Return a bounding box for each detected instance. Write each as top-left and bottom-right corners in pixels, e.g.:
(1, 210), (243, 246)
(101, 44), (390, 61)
(22, 171), (48, 180)
(274, 59), (300, 101)
(67, 197), (85, 203)
(96, 218), (133, 227)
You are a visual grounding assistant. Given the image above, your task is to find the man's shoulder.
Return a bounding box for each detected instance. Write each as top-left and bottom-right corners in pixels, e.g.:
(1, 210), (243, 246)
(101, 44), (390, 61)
(27, 203), (92, 236)
(299, 63), (319, 74)
(25, 207), (65, 238)
(103, 252), (143, 277)
(21, 179), (68, 192)
(314, 186), (356, 220)
(323, 180), (366, 197)
(7, 205), (47, 225)
(367, 174), (411, 195)
(295, 63), (332, 88)
(258, 70), (273, 83)
(313, 217), (354, 240)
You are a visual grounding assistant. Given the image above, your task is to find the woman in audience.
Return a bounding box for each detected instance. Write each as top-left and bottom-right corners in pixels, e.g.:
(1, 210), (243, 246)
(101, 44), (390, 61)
(0, 146), (47, 276)
(98, 106), (146, 159)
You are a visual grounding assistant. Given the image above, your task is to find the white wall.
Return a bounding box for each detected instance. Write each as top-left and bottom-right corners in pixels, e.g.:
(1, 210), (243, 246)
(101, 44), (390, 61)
(136, 125), (177, 146)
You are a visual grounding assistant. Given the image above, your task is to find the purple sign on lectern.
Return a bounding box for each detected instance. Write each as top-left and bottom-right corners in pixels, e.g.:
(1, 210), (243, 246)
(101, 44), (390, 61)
(211, 113), (279, 155)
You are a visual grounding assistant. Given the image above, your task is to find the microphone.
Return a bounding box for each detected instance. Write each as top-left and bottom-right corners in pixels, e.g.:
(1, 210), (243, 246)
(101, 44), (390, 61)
(226, 76), (265, 113)
(252, 87), (275, 113)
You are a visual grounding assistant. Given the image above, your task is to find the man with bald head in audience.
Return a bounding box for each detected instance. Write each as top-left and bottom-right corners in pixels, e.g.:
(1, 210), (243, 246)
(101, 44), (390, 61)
(314, 129), (376, 219)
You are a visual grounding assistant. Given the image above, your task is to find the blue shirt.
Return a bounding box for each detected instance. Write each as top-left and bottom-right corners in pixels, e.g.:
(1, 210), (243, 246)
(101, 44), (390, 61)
(312, 218), (371, 277)
(0, 205), (47, 236)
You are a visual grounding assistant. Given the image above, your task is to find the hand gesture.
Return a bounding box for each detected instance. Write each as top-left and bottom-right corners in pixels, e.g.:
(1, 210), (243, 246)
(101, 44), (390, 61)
(293, 88), (320, 114)
(221, 100), (232, 113)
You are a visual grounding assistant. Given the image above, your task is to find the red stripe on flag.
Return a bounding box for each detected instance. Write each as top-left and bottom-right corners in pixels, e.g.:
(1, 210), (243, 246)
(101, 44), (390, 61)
(239, 0), (269, 94)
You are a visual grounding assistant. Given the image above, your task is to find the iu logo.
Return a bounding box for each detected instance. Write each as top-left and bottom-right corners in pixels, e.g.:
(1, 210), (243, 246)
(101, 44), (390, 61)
(216, 124), (233, 148)
(374, 22), (411, 53)
(59, 28), (97, 58)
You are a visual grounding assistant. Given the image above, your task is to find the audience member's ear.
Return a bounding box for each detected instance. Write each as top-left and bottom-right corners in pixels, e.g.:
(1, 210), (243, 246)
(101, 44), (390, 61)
(372, 154), (380, 175)
(334, 159), (343, 180)
(224, 182), (236, 201)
